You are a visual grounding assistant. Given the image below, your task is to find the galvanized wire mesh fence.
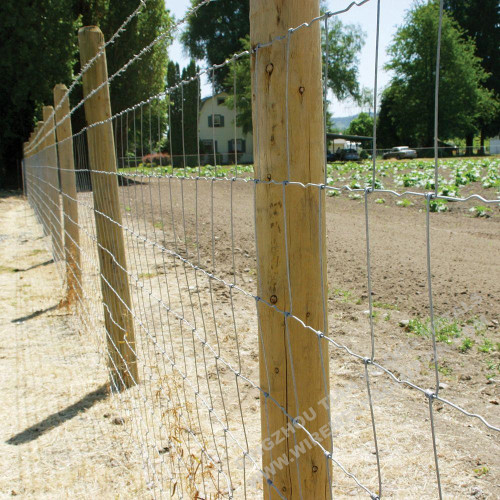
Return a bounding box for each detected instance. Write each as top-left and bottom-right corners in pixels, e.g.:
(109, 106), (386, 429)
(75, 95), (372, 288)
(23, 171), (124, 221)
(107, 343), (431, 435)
(20, 0), (499, 498)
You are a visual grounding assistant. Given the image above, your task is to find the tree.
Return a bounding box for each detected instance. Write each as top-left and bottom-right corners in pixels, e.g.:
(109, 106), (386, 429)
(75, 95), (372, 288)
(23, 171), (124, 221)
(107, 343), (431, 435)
(379, 1), (494, 149)
(166, 61), (183, 166)
(346, 112), (373, 137)
(444, 0), (500, 148)
(323, 18), (365, 102)
(181, 0), (249, 89)
(224, 17), (365, 137)
(0, 0), (79, 188)
(181, 61), (200, 165)
(103, 0), (171, 115)
(224, 38), (253, 136)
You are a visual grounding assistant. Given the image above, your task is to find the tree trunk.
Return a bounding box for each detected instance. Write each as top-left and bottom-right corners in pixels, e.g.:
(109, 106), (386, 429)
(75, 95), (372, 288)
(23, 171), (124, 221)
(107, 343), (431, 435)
(465, 133), (474, 157)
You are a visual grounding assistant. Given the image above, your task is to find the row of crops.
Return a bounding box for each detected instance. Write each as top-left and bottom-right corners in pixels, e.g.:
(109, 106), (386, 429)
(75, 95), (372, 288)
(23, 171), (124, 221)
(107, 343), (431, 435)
(326, 158), (500, 195)
(118, 158), (499, 214)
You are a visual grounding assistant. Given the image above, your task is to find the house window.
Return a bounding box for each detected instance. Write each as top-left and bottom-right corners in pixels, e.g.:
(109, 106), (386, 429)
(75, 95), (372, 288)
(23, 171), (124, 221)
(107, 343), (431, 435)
(217, 97), (226, 105)
(201, 140), (218, 153)
(208, 114), (224, 127)
(228, 138), (246, 153)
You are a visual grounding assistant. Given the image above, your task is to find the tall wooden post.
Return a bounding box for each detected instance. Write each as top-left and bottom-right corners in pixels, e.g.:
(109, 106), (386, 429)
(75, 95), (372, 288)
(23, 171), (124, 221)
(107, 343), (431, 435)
(251, 1), (331, 498)
(42, 106), (63, 261)
(79, 26), (138, 390)
(22, 142), (29, 198)
(54, 84), (82, 305)
(34, 121), (50, 235)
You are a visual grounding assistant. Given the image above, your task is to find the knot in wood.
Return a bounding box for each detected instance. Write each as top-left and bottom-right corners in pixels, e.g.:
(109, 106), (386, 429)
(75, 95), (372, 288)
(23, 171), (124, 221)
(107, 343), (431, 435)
(270, 295), (278, 304)
(266, 63), (274, 75)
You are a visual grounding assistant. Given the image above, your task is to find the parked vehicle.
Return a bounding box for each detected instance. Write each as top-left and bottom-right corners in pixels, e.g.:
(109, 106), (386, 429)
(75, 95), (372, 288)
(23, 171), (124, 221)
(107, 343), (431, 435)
(326, 151), (337, 163)
(338, 148), (360, 161)
(383, 146), (417, 160)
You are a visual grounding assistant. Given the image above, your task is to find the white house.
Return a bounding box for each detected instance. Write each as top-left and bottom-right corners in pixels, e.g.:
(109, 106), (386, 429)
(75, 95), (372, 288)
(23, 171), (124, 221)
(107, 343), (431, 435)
(198, 93), (254, 164)
(490, 136), (500, 155)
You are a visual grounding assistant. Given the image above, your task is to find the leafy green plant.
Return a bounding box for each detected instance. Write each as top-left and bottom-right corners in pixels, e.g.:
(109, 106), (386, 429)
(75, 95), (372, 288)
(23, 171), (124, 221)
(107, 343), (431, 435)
(406, 317), (461, 343)
(478, 338), (495, 353)
(473, 466), (489, 477)
(429, 199), (448, 212)
(396, 198), (413, 207)
(469, 205), (492, 218)
(437, 363), (453, 376)
(375, 198), (386, 204)
(459, 337), (474, 353)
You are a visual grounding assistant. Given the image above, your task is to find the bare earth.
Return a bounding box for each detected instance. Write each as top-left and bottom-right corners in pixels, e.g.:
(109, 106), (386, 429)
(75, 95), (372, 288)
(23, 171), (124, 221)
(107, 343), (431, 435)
(1, 179), (499, 499)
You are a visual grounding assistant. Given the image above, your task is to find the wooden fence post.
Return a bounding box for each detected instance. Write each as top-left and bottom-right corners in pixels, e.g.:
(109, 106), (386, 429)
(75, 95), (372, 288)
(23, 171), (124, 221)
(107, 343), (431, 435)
(251, 0), (331, 497)
(78, 26), (138, 390)
(34, 121), (50, 236)
(42, 106), (63, 261)
(54, 84), (82, 305)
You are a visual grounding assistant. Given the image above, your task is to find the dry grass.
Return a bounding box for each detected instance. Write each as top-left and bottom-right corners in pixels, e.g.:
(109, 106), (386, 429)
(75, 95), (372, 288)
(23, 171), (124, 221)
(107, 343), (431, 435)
(1, 190), (498, 499)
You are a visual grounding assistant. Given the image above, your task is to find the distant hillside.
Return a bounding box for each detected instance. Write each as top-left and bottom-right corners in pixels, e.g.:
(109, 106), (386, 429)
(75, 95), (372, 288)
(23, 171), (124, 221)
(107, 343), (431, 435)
(332, 114), (359, 131)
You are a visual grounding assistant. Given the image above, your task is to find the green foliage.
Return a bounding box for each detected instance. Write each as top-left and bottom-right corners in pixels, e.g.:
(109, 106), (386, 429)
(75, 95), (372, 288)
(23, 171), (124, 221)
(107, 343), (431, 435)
(167, 61), (182, 163)
(181, 0), (249, 89)
(478, 338), (495, 353)
(429, 199), (449, 213)
(379, 1), (495, 147)
(406, 316), (462, 344)
(104, 0), (171, 156)
(322, 19), (366, 102)
(0, 0), (80, 187)
(469, 205), (492, 218)
(181, 61), (201, 164)
(444, 0), (500, 138)
(166, 60), (200, 167)
(223, 19), (366, 137)
(224, 38), (253, 136)
(396, 199), (413, 207)
(346, 112), (373, 137)
(459, 337), (474, 353)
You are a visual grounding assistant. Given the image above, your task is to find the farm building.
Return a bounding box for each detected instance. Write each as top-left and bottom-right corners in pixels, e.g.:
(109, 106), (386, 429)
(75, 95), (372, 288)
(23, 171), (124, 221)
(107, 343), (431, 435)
(198, 93), (254, 164)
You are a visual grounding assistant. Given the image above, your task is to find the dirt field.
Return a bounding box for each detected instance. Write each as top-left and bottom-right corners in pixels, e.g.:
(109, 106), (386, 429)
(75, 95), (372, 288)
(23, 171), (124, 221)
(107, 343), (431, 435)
(1, 178), (499, 499)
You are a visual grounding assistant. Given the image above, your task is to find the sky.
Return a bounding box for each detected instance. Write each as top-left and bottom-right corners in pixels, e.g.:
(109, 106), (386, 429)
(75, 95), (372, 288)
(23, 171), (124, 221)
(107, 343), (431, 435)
(164, 0), (415, 117)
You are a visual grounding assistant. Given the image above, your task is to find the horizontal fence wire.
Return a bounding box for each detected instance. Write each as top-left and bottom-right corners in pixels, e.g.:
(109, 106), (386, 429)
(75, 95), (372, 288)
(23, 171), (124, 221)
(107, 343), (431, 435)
(22, 0), (500, 498)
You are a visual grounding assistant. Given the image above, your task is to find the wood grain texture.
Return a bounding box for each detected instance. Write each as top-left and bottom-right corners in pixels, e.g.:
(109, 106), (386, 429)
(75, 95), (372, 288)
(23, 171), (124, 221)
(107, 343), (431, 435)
(251, 1), (331, 498)
(54, 84), (82, 305)
(79, 26), (138, 390)
(42, 106), (63, 261)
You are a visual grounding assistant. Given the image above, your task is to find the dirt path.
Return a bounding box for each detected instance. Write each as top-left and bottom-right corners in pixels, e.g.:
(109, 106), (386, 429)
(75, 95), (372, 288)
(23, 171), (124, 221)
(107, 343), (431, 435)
(0, 193), (146, 499)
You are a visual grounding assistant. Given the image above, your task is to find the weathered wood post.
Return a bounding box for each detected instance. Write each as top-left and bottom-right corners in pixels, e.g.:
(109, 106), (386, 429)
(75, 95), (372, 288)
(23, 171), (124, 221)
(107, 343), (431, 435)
(251, 0), (331, 497)
(79, 26), (138, 390)
(22, 142), (29, 197)
(42, 106), (63, 261)
(54, 84), (82, 305)
(33, 121), (50, 235)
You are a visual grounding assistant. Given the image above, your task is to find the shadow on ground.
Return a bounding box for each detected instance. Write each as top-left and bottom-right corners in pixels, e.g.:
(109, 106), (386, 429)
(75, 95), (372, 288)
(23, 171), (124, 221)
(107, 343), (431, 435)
(11, 304), (59, 323)
(6, 384), (109, 445)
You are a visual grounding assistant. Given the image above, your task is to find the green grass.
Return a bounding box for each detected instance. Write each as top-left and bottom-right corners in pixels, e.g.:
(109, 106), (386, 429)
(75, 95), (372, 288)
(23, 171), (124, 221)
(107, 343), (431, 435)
(459, 337), (474, 353)
(396, 198), (413, 207)
(330, 288), (356, 303)
(373, 301), (398, 310)
(406, 316), (462, 343)
(478, 338), (495, 353)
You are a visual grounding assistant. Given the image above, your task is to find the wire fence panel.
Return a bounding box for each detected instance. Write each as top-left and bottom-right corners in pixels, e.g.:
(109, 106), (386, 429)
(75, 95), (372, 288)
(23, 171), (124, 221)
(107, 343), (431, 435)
(19, 0), (500, 498)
